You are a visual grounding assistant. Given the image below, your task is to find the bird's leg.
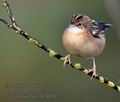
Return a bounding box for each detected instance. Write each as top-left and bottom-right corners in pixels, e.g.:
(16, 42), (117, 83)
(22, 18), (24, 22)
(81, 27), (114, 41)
(64, 54), (72, 67)
(88, 58), (97, 78)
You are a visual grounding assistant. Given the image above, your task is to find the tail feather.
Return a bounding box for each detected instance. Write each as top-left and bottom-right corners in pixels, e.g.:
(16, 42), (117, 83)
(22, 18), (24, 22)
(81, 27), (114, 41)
(97, 22), (112, 30)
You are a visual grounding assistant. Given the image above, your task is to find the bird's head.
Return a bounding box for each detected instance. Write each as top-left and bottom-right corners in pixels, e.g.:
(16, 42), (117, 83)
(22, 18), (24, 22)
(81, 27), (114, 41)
(70, 14), (92, 28)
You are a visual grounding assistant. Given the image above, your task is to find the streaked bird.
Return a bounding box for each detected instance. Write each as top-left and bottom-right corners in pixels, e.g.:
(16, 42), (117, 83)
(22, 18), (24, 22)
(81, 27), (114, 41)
(63, 14), (112, 77)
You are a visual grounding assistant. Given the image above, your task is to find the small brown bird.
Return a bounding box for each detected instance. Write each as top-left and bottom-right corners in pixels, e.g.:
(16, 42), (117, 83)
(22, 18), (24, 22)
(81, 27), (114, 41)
(63, 14), (112, 77)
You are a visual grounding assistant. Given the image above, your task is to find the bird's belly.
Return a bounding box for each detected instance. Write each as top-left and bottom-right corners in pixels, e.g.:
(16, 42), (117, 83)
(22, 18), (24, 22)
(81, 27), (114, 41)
(76, 41), (105, 58)
(63, 33), (105, 58)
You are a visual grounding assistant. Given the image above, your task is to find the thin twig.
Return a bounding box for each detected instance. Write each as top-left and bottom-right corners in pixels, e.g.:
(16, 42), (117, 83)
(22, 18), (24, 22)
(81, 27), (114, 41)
(0, 0), (120, 93)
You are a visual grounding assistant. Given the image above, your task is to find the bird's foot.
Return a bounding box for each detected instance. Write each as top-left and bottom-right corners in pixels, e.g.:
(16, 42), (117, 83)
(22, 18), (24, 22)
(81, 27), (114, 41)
(88, 67), (97, 79)
(63, 55), (72, 67)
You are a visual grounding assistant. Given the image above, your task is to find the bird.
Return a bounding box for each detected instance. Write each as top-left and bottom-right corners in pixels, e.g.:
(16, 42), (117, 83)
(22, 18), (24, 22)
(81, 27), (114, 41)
(63, 14), (112, 77)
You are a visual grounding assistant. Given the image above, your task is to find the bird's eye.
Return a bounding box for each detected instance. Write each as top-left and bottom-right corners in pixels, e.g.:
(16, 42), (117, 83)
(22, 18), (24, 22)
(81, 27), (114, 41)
(78, 23), (81, 26)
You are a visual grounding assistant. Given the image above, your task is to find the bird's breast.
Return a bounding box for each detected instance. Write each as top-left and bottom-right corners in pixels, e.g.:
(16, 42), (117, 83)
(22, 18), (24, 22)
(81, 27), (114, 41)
(63, 27), (106, 58)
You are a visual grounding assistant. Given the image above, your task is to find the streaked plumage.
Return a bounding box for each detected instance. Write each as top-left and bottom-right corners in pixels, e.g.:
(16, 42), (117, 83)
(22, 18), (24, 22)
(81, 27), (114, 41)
(63, 14), (112, 77)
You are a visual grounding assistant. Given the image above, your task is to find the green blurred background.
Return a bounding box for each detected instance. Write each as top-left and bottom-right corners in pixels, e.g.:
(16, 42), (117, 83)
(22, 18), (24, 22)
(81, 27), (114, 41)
(0, 0), (120, 102)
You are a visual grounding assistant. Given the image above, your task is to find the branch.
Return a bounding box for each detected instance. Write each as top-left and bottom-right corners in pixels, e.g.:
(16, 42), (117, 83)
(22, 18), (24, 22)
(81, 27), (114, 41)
(0, 0), (120, 93)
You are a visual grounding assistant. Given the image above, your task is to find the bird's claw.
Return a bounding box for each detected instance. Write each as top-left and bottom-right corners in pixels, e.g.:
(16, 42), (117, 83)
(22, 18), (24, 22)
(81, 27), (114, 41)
(63, 55), (72, 67)
(88, 67), (97, 79)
